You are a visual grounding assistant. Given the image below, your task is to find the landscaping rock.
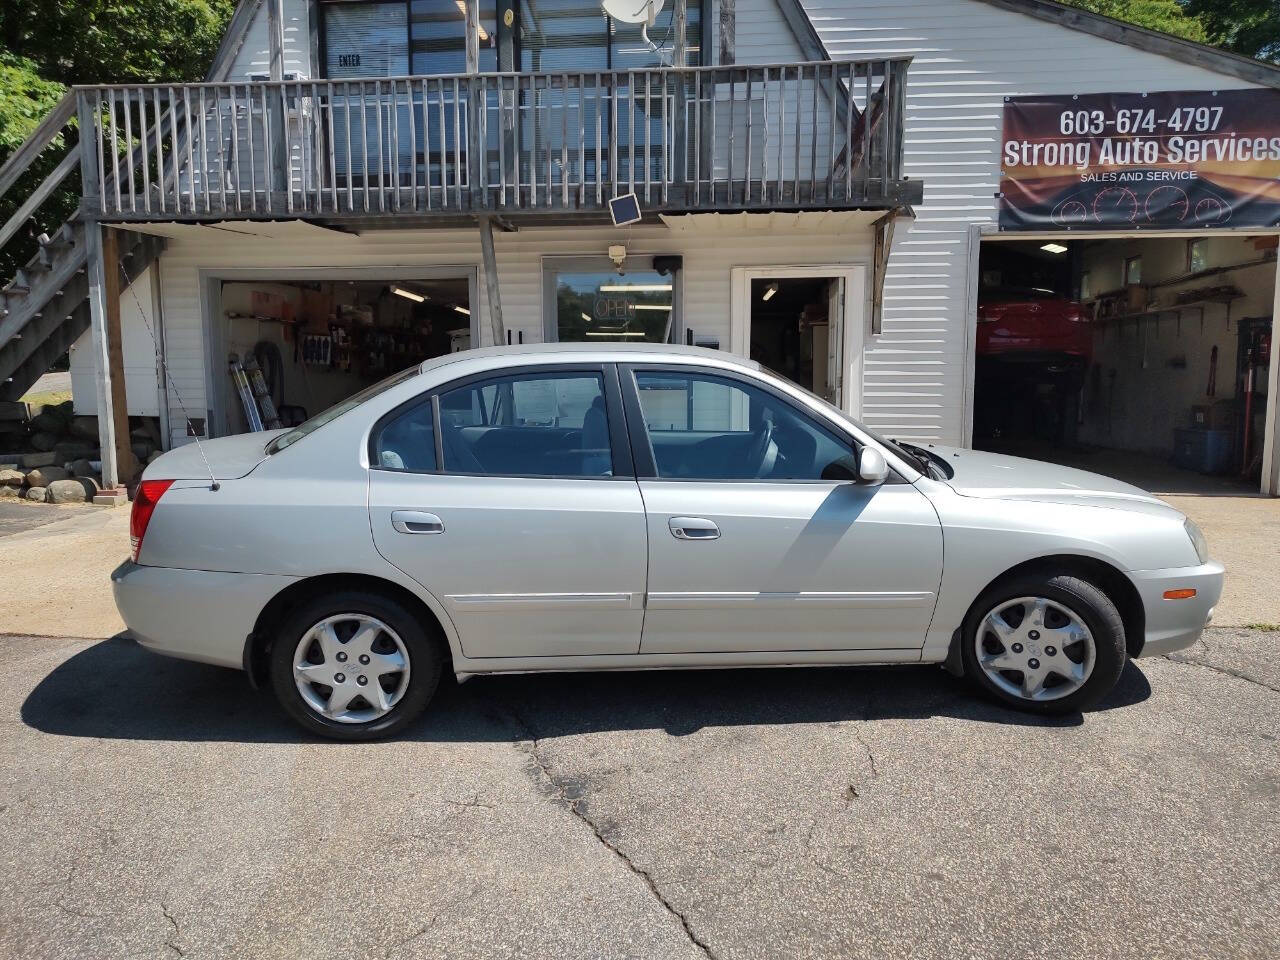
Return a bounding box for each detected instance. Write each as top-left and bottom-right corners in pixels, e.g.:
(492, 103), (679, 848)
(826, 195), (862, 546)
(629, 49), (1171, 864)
(30, 410), (67, 434)
(20, 451), (57, 469)
(30, 432), (59, 452)
(70, 416), (99, 441)
(0, 485), (18, 498)
(26, 465), (69, 488)
(25, 486), (47, 503)
(69, 458), (95, 477)
(131, 441), (154, 461)
(47, 478), (89, 503)
(0, 468), (24, 488)
(53, 441), (95, 462)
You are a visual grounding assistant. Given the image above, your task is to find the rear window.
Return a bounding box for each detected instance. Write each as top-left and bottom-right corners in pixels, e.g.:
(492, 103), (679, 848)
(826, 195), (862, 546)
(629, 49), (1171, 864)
(268, 365), (421, 453)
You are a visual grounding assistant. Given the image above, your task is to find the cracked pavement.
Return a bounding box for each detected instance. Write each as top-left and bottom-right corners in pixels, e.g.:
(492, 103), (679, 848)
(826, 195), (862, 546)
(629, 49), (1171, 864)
(1, 627), (1278, 959)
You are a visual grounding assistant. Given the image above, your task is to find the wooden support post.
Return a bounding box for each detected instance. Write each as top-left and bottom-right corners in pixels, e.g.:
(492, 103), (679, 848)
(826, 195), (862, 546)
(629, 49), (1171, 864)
(267, 0), (289, 195)
(479, 215), (505, 346)
(673, 0), (687, 66)
(719, 0), (735, 65)
(84, 223), (134, 502)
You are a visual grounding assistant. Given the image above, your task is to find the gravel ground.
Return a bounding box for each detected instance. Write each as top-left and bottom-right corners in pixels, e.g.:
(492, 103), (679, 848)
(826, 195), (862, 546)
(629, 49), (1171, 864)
(1, 626), (1276, 960)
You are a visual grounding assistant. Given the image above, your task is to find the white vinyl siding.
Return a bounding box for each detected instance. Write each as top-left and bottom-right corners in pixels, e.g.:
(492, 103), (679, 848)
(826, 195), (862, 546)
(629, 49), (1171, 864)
(224, 0), (313, 80)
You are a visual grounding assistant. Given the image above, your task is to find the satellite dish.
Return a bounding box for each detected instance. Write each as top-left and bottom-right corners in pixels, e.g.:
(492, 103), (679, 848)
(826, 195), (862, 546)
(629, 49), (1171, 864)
(601, 0), (665, 25)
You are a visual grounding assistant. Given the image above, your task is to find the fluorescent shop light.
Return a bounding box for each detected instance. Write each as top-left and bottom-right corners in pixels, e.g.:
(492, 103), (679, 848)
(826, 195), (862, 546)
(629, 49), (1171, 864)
(1040, 242), (1069, 254)
(390, 285), (426, 303)
(762, 282), (779, 301)
(598, 284), (672, 292)
(453, 305), (471, 315)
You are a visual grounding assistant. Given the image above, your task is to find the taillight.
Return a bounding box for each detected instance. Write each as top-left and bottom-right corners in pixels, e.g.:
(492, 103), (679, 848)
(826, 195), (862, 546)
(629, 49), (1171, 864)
(130, 479), (175, 563)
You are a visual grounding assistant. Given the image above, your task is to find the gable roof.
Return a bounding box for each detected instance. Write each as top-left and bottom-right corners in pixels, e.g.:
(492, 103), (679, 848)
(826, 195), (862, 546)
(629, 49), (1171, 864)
(979, 0), (1280, 89)
(206, 0), (262, 82)
(778, 0), (1280, 90)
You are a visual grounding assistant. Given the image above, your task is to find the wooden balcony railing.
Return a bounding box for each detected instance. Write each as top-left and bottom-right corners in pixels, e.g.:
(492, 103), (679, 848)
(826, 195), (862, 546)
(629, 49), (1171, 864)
(74, 59), (918, 223)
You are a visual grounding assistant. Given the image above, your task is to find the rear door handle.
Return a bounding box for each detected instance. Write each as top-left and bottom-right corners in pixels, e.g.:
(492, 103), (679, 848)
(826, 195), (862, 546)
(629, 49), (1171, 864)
(391, 510), (445, 535)
(669, 516), (720, 540)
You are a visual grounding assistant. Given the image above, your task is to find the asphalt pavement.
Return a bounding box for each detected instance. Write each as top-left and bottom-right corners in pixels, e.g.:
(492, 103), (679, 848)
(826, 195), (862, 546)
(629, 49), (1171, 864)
(1, 627), (1277, 959)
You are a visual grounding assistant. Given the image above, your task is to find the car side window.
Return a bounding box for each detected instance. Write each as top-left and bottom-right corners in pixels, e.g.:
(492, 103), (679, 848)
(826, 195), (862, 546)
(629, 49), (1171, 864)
(633, 370), (854, 481)
(372, 400), (437, 472)
(437, 372), (614, 477)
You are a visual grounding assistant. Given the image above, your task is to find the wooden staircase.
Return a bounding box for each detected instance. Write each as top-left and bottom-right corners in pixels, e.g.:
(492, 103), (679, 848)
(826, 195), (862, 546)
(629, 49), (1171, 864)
(0, 92), (165, 404)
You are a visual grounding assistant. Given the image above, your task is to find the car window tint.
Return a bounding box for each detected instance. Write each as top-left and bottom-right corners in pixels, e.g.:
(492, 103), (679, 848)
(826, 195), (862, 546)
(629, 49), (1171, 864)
(634, 370), (853, 481)
(438, 372), (613, 477)
(372, 401), (437, 472)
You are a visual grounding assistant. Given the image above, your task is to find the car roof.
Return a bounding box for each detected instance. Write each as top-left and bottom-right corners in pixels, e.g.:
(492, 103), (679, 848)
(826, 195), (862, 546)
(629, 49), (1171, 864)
(417, 341), (761, 376)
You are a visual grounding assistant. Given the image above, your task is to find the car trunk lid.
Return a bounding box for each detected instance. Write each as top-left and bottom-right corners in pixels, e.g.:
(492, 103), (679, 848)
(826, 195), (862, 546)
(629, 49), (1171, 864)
(142, 429), (287, 481)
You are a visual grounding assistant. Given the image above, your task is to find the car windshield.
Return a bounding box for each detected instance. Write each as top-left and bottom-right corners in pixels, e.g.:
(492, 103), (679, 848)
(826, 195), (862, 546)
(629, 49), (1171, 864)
(267, 365), (421, 454)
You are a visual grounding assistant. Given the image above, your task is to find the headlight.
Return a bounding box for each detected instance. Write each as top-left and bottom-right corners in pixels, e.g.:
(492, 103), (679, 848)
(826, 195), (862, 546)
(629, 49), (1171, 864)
(1184, 518), (1210, 564)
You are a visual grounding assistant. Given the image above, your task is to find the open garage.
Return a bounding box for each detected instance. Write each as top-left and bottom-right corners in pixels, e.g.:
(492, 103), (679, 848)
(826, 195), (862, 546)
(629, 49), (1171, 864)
(973, 232), (1275, 494)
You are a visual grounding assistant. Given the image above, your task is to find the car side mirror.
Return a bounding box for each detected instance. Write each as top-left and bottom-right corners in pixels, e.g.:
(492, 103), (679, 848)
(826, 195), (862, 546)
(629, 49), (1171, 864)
(857, 447), (890, 485)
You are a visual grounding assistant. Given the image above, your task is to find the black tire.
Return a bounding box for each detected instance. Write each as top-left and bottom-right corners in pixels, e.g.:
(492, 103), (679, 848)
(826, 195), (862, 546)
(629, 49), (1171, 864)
(268, 589), (443, 740)
(961, 573), (1126, 715)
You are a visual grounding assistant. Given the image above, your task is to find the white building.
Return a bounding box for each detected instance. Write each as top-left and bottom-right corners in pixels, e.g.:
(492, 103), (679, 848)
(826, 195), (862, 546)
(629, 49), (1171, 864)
(3, 0), (1277, 492)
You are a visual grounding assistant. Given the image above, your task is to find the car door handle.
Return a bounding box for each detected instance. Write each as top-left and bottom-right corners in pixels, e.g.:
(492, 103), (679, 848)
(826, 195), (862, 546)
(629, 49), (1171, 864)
(669, 517), (720, 540)
(391, 510), (445, 535)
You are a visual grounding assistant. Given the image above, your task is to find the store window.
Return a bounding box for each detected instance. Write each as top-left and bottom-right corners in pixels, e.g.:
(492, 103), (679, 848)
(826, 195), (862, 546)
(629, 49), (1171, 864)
(544, 261), (676, 343)
(1188, 238), (1209, 274)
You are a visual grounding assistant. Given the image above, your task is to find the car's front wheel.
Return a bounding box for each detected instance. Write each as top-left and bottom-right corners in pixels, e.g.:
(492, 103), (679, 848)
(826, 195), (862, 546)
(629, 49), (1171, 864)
(268, 590), (442, 740)
(961, 574), (1126, 714)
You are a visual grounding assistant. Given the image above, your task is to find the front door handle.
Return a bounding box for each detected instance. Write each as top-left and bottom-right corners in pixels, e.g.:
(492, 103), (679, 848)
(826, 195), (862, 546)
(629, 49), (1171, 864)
(391, 510), (445, 535)
(669, 516), (720, 540)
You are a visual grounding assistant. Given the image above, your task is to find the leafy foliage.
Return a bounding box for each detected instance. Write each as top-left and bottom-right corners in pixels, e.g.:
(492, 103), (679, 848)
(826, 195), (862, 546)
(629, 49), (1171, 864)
(1185, 0), (1280, 62)
(0, 1), (234, 276)
(1061, 0), (1210, 43)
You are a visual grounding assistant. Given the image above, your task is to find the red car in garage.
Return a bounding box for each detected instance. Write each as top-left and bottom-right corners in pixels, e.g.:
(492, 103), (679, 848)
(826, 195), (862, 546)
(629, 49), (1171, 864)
(977, 287), (1093, 367)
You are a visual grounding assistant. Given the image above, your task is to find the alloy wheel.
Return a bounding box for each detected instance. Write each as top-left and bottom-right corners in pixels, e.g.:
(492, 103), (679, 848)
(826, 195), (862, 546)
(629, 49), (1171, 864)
(974, 595), (1096, 702)
(292, 614), (412, 723)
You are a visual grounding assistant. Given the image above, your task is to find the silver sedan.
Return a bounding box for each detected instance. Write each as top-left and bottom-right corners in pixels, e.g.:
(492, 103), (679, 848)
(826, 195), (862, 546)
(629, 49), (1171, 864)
(113, 344), (1223, 740)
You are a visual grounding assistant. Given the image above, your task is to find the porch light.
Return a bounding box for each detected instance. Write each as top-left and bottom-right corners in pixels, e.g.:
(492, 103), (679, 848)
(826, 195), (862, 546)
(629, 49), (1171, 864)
(454, 305), (471, 315)
(598, 284), (672, 292)
(1040, 242), (1069, 254)
(390, 285), (426, 303)
(762, 282), (779, 301)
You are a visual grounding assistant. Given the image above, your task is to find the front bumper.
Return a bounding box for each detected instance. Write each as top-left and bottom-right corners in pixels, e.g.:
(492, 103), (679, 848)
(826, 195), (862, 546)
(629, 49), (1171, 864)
(1130, 561), (1225, 657)
(112, 561), (300, 670)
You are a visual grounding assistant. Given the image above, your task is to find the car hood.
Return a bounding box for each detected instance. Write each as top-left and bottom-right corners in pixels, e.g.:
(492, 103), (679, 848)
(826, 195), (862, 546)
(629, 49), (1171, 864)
(919, 445), (1178, 514)
(143, 429), (287, 481)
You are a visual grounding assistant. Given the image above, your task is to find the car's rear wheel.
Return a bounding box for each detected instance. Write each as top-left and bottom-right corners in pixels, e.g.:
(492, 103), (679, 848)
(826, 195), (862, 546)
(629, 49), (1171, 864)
(268, 590), (442, 740)
(961, 574), (1126, 714)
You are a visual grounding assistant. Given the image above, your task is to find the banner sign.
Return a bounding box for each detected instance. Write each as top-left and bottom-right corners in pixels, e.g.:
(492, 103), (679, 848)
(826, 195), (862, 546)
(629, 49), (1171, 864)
(999, 89), (1280, 231)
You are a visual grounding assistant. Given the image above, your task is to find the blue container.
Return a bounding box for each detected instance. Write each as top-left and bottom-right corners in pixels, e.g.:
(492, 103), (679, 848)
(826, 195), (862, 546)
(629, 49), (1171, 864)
(1172, 428), (1234, 475)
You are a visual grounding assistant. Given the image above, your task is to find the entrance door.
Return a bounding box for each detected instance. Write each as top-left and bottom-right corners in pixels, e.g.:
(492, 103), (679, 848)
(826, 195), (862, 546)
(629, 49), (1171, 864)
(731, 265), (865, 415)
(368, 364), (648, 659)
(624, 364), (943, 654)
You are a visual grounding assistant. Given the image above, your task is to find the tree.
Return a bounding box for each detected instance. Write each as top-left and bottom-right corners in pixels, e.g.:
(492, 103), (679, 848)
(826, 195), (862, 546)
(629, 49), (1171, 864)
(1184, 0), (1280, 62)
(0, 1), (235, 275)
(1060, 0), (1209, 43)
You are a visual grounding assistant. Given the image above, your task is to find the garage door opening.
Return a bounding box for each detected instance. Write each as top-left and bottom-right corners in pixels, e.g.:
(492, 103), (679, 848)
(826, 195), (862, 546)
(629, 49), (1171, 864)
(213, 274), (474, 437)
(973, 234), (1275, 494)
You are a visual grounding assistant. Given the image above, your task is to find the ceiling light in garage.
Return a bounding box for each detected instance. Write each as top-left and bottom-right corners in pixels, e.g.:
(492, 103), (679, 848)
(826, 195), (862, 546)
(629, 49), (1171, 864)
(454, 305), (470, 315)
(391, 285), (426, 302)
(762, 282), (779, 301)
(1040, 242), (1069, 254)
